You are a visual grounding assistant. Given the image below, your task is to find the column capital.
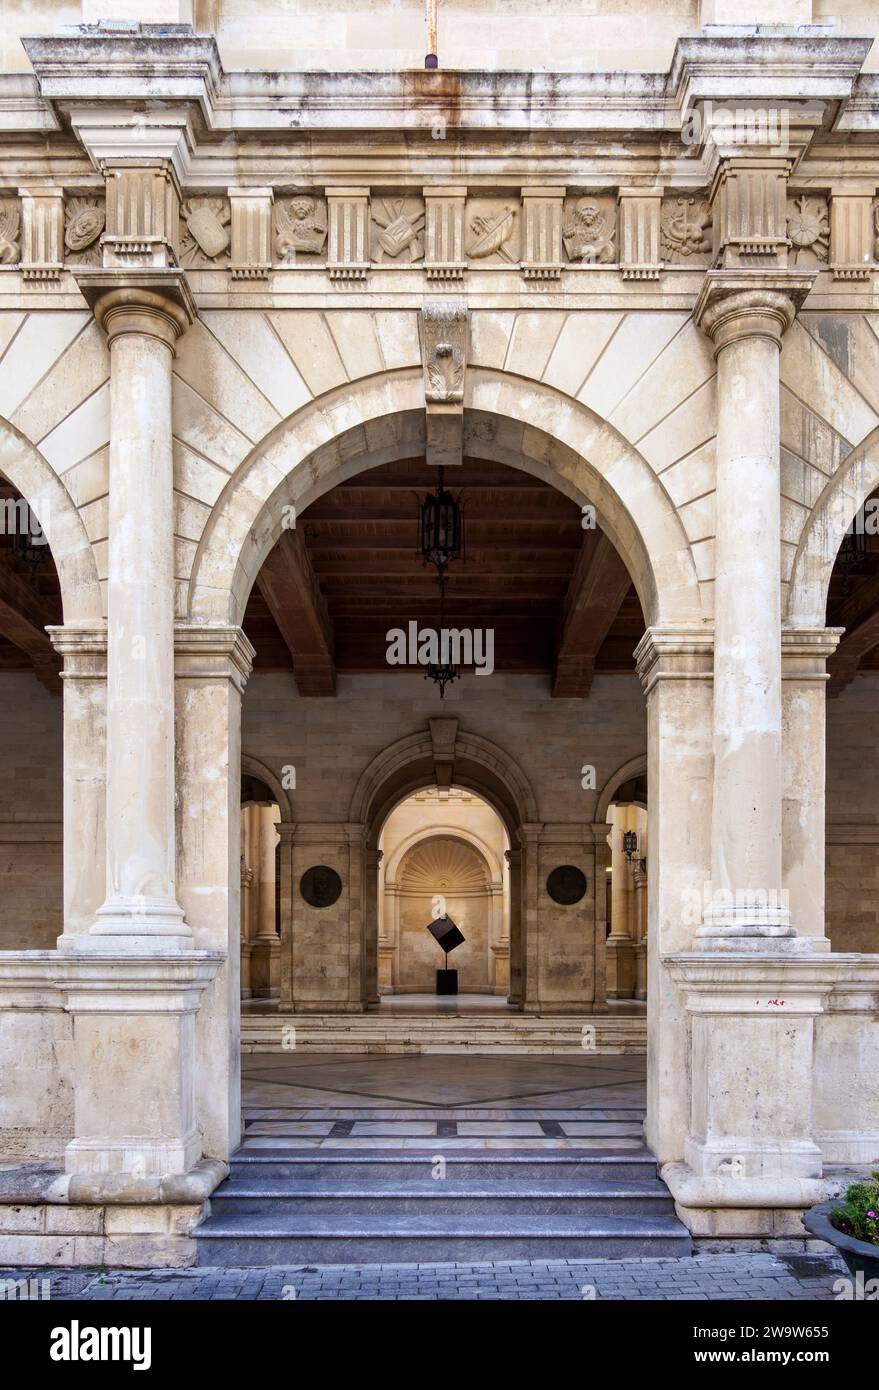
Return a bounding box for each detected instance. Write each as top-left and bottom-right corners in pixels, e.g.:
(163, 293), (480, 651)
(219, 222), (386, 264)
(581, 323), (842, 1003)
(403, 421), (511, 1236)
(781, 625), (843, 679)
(47, 623), (107, 679)
(634, 625), (714, 695)
(75, 269), (196, 350)
(694, 269), (816, 353)
(174, 623), (255, 694)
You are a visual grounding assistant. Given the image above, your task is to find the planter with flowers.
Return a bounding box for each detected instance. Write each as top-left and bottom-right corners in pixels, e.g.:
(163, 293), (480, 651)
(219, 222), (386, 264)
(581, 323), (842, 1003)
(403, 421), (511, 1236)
(803, 1171), (879, 1279)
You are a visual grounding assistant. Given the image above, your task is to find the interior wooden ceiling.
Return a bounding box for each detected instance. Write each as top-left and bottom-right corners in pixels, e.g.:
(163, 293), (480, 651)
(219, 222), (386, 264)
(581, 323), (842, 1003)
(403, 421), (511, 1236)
(1, 467), (878, 701)
(243, 456), (645, 692)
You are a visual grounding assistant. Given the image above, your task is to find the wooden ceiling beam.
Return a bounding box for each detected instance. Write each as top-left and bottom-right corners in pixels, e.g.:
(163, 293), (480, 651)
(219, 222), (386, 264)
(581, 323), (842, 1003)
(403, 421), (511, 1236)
(255, 529), (336, 696)
(552, 532), (633, 698)
(0, 550), (61, 694)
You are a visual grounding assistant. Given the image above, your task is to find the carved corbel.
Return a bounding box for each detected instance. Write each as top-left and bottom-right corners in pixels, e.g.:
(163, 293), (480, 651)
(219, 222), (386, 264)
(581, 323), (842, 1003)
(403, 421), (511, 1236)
(420, 299), (468, 467)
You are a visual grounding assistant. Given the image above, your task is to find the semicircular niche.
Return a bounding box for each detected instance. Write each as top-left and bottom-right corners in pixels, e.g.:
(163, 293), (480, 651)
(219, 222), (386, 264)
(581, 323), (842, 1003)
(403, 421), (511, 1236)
(398, 835), (489, 895)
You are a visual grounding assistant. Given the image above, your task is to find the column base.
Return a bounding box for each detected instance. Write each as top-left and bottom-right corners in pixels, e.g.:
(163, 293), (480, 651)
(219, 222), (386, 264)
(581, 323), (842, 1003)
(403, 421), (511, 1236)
(87, 895), (192, 950)
(65, 1131), (202, 1181)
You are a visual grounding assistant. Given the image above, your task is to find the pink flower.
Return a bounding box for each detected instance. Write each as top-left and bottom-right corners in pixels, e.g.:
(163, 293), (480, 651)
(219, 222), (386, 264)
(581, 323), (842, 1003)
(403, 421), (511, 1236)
(867, 1210), (877, 1219)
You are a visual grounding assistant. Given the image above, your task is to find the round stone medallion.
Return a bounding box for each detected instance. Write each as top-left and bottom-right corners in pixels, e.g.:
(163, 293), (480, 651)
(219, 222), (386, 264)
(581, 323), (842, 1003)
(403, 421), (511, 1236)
(300, 865), (343, 908)
(546, 865), (588, 905)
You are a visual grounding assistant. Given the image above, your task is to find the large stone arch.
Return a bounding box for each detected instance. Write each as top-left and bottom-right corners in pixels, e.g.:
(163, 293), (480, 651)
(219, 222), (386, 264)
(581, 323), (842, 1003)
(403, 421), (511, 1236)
(240, 752), (293, 823)
(349, 726), (539, 846)
(187, 367), (704, 632)
(0, 417), (102, 625)
(787, 424), (879, 627)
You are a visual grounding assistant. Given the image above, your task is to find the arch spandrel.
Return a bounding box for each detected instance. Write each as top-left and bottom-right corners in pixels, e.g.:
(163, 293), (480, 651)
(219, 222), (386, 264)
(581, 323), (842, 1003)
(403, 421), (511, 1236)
(186, 367), (705, 632)
(786, 426), (879, 627)
(0, 417), (103, 625)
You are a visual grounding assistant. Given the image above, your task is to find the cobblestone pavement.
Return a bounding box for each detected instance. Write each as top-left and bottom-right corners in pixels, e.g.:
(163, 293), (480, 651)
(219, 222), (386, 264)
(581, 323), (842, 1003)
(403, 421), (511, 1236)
(0, 1253), (848, 1300)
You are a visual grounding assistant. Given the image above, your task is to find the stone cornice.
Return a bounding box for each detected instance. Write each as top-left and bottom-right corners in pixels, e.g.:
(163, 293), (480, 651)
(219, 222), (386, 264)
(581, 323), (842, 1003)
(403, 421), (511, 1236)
(694, 269), (817, 351)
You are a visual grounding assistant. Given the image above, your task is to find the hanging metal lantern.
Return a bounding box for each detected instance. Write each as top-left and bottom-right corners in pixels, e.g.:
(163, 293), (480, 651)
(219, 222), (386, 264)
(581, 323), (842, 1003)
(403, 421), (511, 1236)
(622, 829), (639, 861)
(418, 467), (462, 575)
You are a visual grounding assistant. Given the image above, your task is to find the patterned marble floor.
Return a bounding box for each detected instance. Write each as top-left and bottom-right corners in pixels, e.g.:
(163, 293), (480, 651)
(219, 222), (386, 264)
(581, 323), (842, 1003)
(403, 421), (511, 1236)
(241, 1053), (648, 1152)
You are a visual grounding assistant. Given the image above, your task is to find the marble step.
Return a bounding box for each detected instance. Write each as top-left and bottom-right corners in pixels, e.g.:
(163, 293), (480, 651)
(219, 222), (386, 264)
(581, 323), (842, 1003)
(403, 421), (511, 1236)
(195, 1210), (691, 1265)
(209, 1177), (675, 1219)
(227, 1150), (659, 1181)
(241, 1014), (647, 1055)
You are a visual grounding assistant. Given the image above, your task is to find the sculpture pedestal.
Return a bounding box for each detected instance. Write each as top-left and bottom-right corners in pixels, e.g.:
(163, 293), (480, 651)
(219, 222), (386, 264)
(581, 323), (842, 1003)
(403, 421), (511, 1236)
(436, 969), (458, 996)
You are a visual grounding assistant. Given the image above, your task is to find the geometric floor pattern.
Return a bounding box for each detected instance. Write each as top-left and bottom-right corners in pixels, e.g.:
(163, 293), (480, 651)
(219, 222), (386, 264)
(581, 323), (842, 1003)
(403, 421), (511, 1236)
(241, 1053), (650, 1152)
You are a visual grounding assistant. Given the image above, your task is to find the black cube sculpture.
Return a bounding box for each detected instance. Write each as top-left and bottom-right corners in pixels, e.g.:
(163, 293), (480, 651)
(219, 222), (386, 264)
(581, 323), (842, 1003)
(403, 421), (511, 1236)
(426, 914), (465, 995)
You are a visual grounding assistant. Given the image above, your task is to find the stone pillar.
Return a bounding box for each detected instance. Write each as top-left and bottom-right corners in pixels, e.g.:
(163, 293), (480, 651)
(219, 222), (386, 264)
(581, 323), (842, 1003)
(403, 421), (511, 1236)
(276, 822), (294, 1007)
(634, 866), (648, 1001)
(239, 815), (254, 1001)
(635, 627), (714, 1165)
(606, 805), (636, 999)
(250, 806), (280, 998)
(363, 847), (382, 1009)
(520, 826), (542, 1013)
(591, 827), (610, 1011)
(47, 626), (107, 946)
(782, 628), (841, 946)
(505, 848), (523, 1007)
(86, 276), (195, 947)
(694, 271), (814, 946)
(814, 960), (879, 1165)
(664, 953), (841, 1236)
(175, 624), (255, 1162)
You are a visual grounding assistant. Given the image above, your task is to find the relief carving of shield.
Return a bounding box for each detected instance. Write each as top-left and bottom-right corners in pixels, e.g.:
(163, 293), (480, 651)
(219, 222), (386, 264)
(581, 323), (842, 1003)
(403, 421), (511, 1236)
(186, 206), (230, 258)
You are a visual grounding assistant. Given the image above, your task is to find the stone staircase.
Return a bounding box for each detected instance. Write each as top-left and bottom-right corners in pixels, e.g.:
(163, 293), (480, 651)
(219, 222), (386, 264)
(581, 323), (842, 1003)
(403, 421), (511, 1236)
(195, 1101), (690, 1265)
(241, 1012), (647, 1055)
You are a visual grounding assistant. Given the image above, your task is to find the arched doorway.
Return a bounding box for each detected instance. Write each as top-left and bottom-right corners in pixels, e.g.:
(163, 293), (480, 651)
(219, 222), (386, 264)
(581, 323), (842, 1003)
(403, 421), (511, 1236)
(378, 787), (510, 1004)
(176, 378), (708, 1162)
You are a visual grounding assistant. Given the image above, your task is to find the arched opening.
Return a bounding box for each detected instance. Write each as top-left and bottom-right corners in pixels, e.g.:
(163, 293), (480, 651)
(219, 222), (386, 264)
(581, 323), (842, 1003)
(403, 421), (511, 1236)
(0, 471), (64, 950)
(822, 484), (879, 952)
(377, 787), (512, 1009)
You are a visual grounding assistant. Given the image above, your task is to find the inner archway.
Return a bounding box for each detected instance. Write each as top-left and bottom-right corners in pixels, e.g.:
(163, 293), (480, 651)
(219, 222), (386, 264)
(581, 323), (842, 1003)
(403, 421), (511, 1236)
(378, 787), (511, 1007)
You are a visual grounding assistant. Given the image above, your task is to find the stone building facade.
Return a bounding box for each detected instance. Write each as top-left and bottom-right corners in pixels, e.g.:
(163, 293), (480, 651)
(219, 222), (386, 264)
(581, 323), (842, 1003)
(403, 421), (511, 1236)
(0, 2), (878, 1265)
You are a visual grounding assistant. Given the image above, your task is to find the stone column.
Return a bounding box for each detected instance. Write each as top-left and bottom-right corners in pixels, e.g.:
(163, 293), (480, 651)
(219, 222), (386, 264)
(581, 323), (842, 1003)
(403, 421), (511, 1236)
(782, 628), (841, 946)
(87, 276), (195, 947)
(505, 847), (523, 1007)
(47, 625), (107, 946)
(634, 866), (648, 1001)
(591, 827), (610, 1012)
(363, 847), (382, 1009)
(694, 271), (814, 946)
(635, 627), (714, 1165)
(520, 826), (542, 1013)
(276, 821), (294, 1008)
(606, 804), (635, 999)
(175, 623), (255, 1162)
(251, 805), (280, 998)
(239, 809), (254, 1000)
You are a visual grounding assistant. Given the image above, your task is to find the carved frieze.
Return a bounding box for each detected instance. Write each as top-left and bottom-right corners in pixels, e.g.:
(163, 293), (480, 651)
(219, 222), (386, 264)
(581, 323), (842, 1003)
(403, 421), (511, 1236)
(0, 198), (21, 265)
(275, 194), (328, 262)
(371, 196), (425, 263)
(465, 198), (520, 265)
(787, 195), (829, 268)
(562, 196), (616, 264)
(64, 196), (105, 266)
(179, 197), (232, 268)
(660, 196), (713, 265)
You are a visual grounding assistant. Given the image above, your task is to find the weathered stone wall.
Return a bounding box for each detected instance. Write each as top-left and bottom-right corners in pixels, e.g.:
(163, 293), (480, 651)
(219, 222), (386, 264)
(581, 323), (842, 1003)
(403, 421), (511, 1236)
(0, 674), (62, 950)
